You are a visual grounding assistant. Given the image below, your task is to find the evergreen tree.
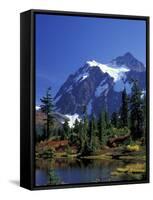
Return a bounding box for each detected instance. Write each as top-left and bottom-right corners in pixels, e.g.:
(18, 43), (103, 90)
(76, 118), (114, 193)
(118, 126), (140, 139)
(73, 119), (80, 134)
(92, 115), (97, 131)
(130, 81), (144, 140)
(104, 111), (109, 128)
(63, 120), (70, 139)
(88, 119), (93, 146)
(83, 106), (88, 134)
(58, 128), (63, 139)
(78, 120), (84, 153)
(72, 119), (80, 145)
(142, 95), (146, 143)
(36, 125), (46, 143)
(120, 88), (129, 127)
(88, 116), (97, 149)
(40, 87), (54, 139)
(143, 95), (146, 128)
(81, 106), (89, 151)
(98, 111), (106, 146)
(78, 105), (93, 155)
(111, 112), (118, 127)
(92, 116), (99, 151)
(98, 113), (102, 144)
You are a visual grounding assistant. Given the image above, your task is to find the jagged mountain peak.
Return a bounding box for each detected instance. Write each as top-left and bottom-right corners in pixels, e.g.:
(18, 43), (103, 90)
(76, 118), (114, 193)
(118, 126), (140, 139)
(123, 52), (135, 58)
(54, 53), (146, 117)
(115, 52), (139, 64)
(111, 52), (145, 72)
(86, 60), (100, 66)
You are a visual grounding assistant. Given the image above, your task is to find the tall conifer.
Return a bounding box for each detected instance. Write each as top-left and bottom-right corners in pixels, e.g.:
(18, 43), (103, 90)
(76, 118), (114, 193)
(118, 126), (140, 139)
(40, 87), (54, 139)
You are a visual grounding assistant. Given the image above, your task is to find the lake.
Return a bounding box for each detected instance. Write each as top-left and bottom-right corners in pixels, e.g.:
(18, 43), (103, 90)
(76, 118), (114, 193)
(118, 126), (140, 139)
(35, 157), (145, 186)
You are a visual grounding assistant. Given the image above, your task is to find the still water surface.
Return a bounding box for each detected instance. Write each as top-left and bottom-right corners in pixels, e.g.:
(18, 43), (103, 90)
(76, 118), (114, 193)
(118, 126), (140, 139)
(35, 158), (143, 186)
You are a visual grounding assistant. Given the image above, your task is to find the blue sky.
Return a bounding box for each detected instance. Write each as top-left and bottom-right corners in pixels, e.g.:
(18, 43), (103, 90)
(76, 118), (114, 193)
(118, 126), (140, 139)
(36, 14), (146, 105)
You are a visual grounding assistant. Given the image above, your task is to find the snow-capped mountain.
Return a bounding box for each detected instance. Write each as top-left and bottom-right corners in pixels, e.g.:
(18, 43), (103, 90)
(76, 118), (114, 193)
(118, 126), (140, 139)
(54, 52), (146, 118)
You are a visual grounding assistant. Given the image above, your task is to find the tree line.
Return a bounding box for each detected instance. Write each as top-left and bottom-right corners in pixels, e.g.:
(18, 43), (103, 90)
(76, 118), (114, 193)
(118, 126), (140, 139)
(36, 80), (146, 155)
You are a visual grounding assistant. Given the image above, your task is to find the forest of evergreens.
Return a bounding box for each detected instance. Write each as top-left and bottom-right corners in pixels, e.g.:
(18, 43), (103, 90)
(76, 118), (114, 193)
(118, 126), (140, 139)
(36, 80), (146, 158)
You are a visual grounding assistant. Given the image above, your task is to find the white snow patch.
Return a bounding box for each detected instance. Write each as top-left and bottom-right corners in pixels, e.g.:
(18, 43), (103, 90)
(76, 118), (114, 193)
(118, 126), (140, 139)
(95, 81), (109, 97)
(87, 60), (129, 82)
(65, 113), (81, 128)
(74, 65), (90, 83)
(36, 106), (40, 111)
(113, 80), (125, 92)
(99, 78), (107, 86)
(87, 99), (92, 115)
(141, 90), (146, 99)
(82, 74), (88, 80)
(114, 80), (132, 94)
(75, 72), (89, 83)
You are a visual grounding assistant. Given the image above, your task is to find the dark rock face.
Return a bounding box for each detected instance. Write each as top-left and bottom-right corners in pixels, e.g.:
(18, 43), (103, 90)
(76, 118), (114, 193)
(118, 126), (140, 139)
(54, 53), (146, 117)
(55, 65), (108, 115)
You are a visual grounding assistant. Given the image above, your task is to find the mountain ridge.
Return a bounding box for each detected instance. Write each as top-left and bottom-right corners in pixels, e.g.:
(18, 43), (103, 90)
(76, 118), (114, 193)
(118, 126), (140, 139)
(53, 52), (146, 118)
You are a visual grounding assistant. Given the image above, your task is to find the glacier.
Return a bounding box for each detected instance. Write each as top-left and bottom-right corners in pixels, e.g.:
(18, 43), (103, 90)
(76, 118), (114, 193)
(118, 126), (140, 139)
(114, 80), (132, 94)
(86, 60), (130, 82)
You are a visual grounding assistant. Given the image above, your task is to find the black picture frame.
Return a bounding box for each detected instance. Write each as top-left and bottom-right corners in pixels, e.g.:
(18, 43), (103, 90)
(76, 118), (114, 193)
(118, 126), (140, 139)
(20, 9), (150, 190)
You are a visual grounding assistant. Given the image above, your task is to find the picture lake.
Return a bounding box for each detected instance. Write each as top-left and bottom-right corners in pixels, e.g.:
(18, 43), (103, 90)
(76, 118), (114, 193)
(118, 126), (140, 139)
(34, 11), (148, 188)
(35, 158), (145, 186)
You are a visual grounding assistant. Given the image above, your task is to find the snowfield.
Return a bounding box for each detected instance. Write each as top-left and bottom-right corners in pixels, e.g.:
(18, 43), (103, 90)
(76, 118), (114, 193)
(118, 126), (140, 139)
(86, 60), (130, 82)
(65, 113), (81, 128)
